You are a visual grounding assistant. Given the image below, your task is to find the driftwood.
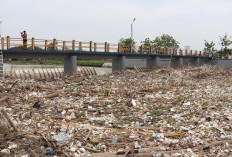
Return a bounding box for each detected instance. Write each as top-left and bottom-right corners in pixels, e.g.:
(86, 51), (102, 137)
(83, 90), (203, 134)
(44, 92), (60, 98)
(1, 108), (18, 132)
(0, 96), (9, 103)
(28, 149), (39, 157)
(77, 145), (101, 153)
(92, 139), (232, 157)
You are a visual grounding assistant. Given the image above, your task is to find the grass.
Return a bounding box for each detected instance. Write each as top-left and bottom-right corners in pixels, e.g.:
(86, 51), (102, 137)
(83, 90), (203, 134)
(202, 102), (208, 106)
(4, 59), (110, 67)
(112, 108), (127, 113)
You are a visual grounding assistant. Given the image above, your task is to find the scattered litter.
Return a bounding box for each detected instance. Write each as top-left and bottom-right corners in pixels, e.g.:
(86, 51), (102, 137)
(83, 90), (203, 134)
(211, 126), (228, 136)
(45, 147), (52, 155)
(56, 132), (69, 144)
(1, 65), (232, 156)
(33, 101), (43, 108)
(111, 139), (117, 143)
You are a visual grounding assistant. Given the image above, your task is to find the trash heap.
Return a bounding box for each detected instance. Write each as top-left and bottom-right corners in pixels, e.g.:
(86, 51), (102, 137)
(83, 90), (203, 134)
(1, 65), (232, 157)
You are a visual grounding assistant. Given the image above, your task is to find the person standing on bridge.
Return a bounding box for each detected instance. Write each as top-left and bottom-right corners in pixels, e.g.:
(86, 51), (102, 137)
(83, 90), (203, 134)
(21, 31), (27, 50)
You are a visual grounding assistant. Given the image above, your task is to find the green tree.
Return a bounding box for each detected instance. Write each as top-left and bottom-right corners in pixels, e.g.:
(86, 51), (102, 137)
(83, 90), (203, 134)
(204, 40), (215, 52)
(119, 38), (136, 45)
(119, 38), (136, 52)
(152, 34), (179, 48)
(220, 33), (232, 53)
(141, 38), (153, 47)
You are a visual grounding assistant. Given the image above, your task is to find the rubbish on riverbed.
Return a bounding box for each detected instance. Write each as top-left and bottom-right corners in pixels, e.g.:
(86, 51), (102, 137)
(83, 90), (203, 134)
(211, 126), (227, 136)
(33, 101), (43, 109)
(131, 99), (137, 106)
(1, 149), (10, 155)
(1, 109), (18, 132)
(1, 65), (232, 156)
(183, 101), (191, 106)
(45, 147), (52, 155)
(56, 132), (69, 144)
(111, 139), (117, 143)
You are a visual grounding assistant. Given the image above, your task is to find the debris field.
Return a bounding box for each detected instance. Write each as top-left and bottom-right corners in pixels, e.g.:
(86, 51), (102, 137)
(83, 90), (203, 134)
(1, 65), (232, 157)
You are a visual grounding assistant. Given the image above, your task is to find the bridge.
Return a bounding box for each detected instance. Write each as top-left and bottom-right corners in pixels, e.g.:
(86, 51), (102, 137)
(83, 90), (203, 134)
(0, 36), (212, 74)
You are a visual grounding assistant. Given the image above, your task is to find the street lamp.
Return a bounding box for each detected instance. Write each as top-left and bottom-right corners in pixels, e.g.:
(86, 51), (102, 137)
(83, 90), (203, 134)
(131, 18), (136, 40)
(0, 21), (2, 37)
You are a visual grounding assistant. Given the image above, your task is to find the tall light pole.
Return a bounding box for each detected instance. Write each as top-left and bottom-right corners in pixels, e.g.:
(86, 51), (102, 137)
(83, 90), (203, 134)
(0, 21), (2, 37)
(131, 18), (136, 40)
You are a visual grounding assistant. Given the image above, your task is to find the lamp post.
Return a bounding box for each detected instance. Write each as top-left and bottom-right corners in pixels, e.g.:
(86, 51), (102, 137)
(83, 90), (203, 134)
(131, 18), (136, 40)
(0, 21), (2, 37)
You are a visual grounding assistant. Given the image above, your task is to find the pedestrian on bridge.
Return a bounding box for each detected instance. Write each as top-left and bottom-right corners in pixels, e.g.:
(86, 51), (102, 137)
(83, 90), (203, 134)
(21, 31), (27, 50)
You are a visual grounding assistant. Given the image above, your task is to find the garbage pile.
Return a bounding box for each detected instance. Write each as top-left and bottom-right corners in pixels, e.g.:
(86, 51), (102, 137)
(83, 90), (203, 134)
(1, 65), (232, 157)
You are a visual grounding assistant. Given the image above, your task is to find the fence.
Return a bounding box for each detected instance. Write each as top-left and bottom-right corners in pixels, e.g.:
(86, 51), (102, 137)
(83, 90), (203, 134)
(0, 36), (212, 57)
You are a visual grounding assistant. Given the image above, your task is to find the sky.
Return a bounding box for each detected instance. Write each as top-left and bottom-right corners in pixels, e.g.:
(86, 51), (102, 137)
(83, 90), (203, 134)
(1, 0), (232, 50)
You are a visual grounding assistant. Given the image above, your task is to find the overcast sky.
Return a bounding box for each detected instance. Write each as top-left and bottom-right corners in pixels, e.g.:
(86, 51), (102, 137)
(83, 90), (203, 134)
(1, 0), (232, 50)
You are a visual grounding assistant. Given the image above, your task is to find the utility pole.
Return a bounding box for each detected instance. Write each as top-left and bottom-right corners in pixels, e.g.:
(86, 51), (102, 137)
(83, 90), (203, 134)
(0, 21), (2, 37)
(131, 18), (136, 40)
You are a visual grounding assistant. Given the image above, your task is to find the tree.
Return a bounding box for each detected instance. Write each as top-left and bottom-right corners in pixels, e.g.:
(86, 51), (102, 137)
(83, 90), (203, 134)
(204, 40), (215, 52)
(220, 33), (232, 53)
(119, 38), (136, 52)
(141, 38), (153, 47)
(152, 34), (179, 48)
(119, 38), (136, 46)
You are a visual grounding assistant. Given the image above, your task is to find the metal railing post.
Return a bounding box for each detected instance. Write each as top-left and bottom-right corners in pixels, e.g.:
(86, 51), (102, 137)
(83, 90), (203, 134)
(141, 45), (143, 54)
(118, 43), (121, 53)
(107, 44), (110, 52)
(79, 42), (82, 51)
(105, 42), (107, 52)
(90, 41), (92, 52)
(32, 37), (35, 50)
(53, 39), (56, 50)
(180, 49), (182, 55)
(72, 40), (75, 51)
(45, 40), (48, 50)
(63, 41), (66, 51)
(7, 36), (10, 50)
(1, 38), (4, 50)
(94, 43), (97, 52)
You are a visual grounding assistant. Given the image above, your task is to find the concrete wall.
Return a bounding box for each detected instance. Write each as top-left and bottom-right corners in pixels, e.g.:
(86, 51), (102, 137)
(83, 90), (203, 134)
(125, 58), (232, 69)
(125, 58), (171, 67)
(207, 59), (232, 68)
(124, 59), (146, 67)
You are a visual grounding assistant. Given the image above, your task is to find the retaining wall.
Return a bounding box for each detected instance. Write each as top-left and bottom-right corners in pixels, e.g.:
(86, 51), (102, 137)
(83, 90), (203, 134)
(207, 59), (232, 68)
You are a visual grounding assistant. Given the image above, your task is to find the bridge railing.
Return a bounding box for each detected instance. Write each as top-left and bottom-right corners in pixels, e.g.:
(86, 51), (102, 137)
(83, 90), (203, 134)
(0, 36), (212, 57)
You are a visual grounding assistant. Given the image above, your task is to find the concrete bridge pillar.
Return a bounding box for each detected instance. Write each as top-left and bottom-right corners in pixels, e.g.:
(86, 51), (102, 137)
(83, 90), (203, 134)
(112, 56), (126, 71)
(196, 57), (203, 66)
(146, 57), (160, 68)
(187, 57), (203, 66)
(170, 57), (184, 67)
(64, 55), (77, 74)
